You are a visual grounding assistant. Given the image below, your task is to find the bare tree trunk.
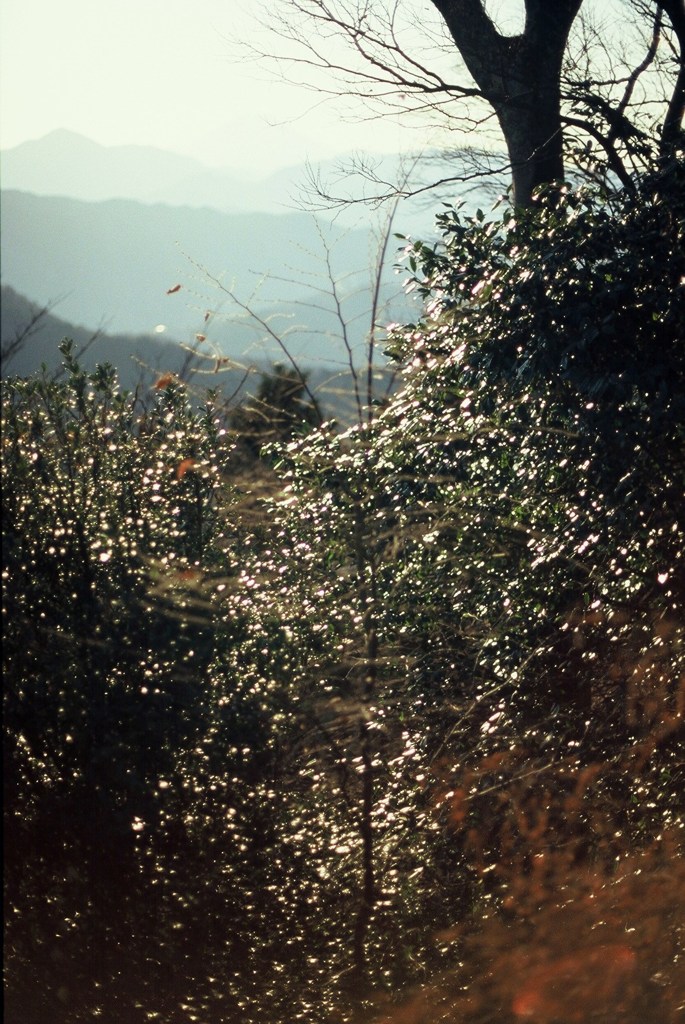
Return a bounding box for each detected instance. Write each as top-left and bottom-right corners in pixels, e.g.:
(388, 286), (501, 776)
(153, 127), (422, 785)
(430, 0), (582, 205)
(658, 0), (685, 158)
(496, 83), (566, 207)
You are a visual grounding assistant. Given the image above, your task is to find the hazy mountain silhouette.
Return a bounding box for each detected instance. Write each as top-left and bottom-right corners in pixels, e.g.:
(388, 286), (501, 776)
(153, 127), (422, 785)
(1, 285), (388, 423)
(1, 189), (418, 366)
(0, 130), (427, 220)
(1, 131), (495, 374)
(0, 129), (486, 231)
(1, 130), (250, 210)
(0, 284), (201, 390)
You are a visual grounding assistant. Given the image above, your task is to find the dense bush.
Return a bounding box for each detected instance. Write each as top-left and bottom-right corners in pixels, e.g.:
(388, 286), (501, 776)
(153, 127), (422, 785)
(2, 348), (238, 1019)
(3, 158), (684, 1024)
(374, 160), (684, 1019)
(208, 158), (684, 1019)
(377, 157), (684, 761)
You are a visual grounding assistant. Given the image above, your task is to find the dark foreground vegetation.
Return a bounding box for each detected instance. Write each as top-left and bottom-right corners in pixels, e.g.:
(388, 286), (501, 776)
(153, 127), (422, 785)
(3, 157), (684, 1023)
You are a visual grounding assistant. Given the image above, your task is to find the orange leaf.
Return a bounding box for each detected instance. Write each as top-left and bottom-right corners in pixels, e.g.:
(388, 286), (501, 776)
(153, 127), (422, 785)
(166, 283), (182, 294)
(176, 458), (196, 481)
(177, 568), (201, 582)
(154, 373), (175, 390)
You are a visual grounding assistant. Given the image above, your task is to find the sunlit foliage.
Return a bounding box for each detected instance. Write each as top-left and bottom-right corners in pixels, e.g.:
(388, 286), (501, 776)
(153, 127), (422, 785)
(3, 157), (684, 1024)
(2, 347), (236, 1020)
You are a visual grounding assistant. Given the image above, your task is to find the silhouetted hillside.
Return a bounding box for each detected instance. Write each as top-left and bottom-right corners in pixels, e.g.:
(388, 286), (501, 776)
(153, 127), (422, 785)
(1, 286), (388, 422)
(0, 130), (469, 227)
(1, 285), (195, 391)
(1, 190), (416, 366)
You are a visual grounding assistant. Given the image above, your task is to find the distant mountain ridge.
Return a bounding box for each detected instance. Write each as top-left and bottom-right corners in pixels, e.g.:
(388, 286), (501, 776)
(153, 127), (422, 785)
(1, 129), (488, 230)
(1, 284), (190, 391)
(1, 129), (432, 221)
(0, 130), (491, 371)
(0, 284), (383, 423)
(1, 189), (419, 367)
(0, 129), (280, 212)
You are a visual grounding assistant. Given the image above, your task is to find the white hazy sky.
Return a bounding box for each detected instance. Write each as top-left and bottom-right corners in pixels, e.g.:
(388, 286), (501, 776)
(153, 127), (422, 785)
(0, 0), (454, 173)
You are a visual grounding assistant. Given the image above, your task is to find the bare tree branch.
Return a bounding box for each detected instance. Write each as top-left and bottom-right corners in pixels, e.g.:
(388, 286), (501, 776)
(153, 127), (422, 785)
(240, 0), (681, 206)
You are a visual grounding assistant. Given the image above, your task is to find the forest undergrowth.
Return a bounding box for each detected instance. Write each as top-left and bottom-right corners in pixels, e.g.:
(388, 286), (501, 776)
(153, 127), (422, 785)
(3, 158), (684, 1024)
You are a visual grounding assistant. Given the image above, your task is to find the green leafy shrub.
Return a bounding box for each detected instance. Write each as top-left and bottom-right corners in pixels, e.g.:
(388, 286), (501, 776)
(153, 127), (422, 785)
(198, 159), (684, 1020)
(3, 159), (683, 1024)
(2, 345), (239, 1020)
(362, 156), (685, 1021)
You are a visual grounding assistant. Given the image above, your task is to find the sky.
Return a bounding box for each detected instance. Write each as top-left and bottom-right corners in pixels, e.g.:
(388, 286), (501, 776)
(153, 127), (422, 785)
(0, 0), (635, 178)
(0, 0), (445, 174)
